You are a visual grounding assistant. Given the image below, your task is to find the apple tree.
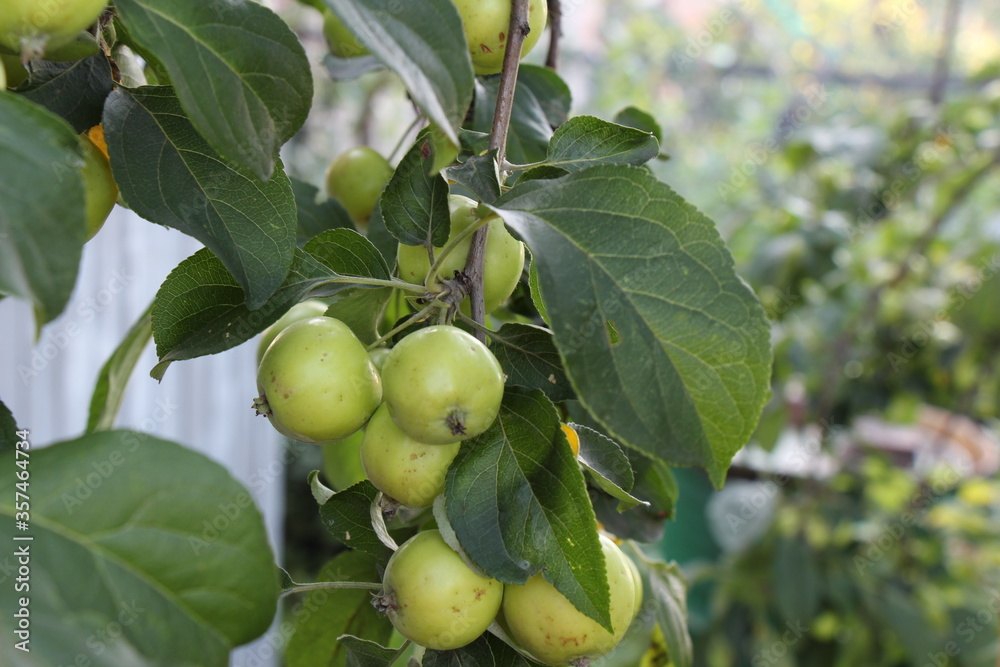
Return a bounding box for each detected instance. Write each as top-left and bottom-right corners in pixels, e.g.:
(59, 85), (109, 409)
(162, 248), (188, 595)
(0, 0), (773, 664)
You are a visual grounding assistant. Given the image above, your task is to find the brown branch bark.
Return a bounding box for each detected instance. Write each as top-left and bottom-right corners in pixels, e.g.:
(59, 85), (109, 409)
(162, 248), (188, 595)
(463, 0), (530, 341)
(546, 0), (562, 70)
(929, 0), (963, 106)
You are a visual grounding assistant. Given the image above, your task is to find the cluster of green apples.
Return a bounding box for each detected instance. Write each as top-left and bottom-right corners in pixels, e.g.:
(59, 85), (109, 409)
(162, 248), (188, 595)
(254, 311), (505, 505)
(321, 0), (549, 75)
(375, 528), (643, 665)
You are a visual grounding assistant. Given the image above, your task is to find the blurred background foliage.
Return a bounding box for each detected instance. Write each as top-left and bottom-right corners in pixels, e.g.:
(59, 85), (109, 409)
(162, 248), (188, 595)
(270, 0), (1000, 664)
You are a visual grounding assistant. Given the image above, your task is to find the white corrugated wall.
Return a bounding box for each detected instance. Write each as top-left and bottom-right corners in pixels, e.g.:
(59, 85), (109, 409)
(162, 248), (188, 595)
(0, 206), (283, 666)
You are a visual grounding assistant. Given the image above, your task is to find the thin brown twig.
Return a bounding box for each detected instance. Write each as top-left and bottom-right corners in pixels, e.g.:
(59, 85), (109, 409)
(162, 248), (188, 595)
(464, 0), (530, 341)
(546, 0), (562, 70)
(929, 0), (963, 106)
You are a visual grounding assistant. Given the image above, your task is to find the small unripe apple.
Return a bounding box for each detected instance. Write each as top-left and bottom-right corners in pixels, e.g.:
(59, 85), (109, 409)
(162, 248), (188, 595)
(0, 0), (107, 57)
(381, 325), (504, 445)
(451, 0), (548, 75)
(397, 195), (524, 315)
(324, 147), (394, 228)
(255, 317), (382, 444)
(321, 429), (367, 491)
(256, 300), (329, 363)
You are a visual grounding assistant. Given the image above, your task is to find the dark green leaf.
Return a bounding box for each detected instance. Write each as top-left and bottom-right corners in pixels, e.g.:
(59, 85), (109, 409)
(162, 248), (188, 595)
(474, 76), (550, 165)
(304, 228), (391, 280)
(292, 176), (355, 243)
(319, 481), (394, 562)
(104, 86), (297, 309)
(614, 106), (664, 144)
(340, 636), (399, 666)
(278, 566), (295, 592)
(150, 248), (331, 380)
(496, 166), (773, 487)
(324, 0), (473, 146)
(574, 424), (645, 511)
(444, 153), (501, 205)
(645, 560), (693, 667)
(323, 53), (384, 81)
(87, 304), (153, 433)
(379, 136), (452, 246)
(872, 585), (942, 666)
(0, 93), (85, 325)
(518, 66), (573, 128)
(325, 287), (393, 345)
(364, 200), (398, 267)
(486, 323), (573, 402)
(0, 431), (278, 666)
(114, 0), (313, 180)
(445, 389), (612, 631)
(424, 632), (543, 667)
(516, 165), (570, 184)
(285, 551), (392, 667)
(546, 116), (659, 172)
(0, 399), (18, 457)
(19, 53), (114, 132)
(630, 450), (678, 518)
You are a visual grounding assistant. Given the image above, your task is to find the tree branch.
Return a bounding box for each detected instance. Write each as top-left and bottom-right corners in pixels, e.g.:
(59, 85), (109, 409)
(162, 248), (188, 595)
(546, 0), (562, 70)
(464, 0), (530, 341)
(929, 0), (963, 106)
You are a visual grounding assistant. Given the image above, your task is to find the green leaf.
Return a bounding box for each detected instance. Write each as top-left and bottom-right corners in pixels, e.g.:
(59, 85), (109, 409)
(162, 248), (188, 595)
(614, 106), (664, 144)
(445, 389), (612, 631)
(516, 165), (570, 184)
(444, 153), (501, 205)
(87, 304), (153, 433)
(104, 86), (297, 309)
(0, 399), (18, 457)
(423, 630), (543, 666)
(304, 228), (391, 279)
(364, 200), (398, 267)
(486, 323), (573, 402)
(473, 66), (572, 166)
(323, 0), (473, 146)
(495, 166), (772, 487)
(319, 481), (395, 563)
(574, 424), (645, 511)
(114, 0), (313, 180)
(0, 92), (85, 325)
(630, 450), (679, 518)
(340, 636), (399, 666)
(286, 551), (392, 667)
(645, 559), (693, 667)
(325, 288), (393, 345)
(379, 136), (452, 246)
(151, 248), (328, 379)
(0, 431), (278, 665)
(292, 176), (355, 243)
(546, 116), (659, 172)
(19, 53), (114, 133)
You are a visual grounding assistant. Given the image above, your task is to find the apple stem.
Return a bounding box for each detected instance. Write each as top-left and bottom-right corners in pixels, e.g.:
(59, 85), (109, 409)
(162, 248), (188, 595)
(546, 0), (562, 70)
(279, 581), (383, 599)
(464, 0), (531, 340)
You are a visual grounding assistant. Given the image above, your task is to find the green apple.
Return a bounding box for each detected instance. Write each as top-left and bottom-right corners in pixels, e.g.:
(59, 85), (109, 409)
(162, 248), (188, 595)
(378, 530), (502, 650)
(361, 404), (460, 508)
(381, 325), (504, 445)
(78, 128), (117, 241)
(397, 195), (524, 315)
(324, 147), (394, 228)
(256, 300), (329, 363)
(255, 317), (382, 444)
(321, 429), (367, 491)
(322, 10), (370, 58)
(452, 0), (548, 75)
(502, 533), (637, 665)
(0, 0), (107, 57)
